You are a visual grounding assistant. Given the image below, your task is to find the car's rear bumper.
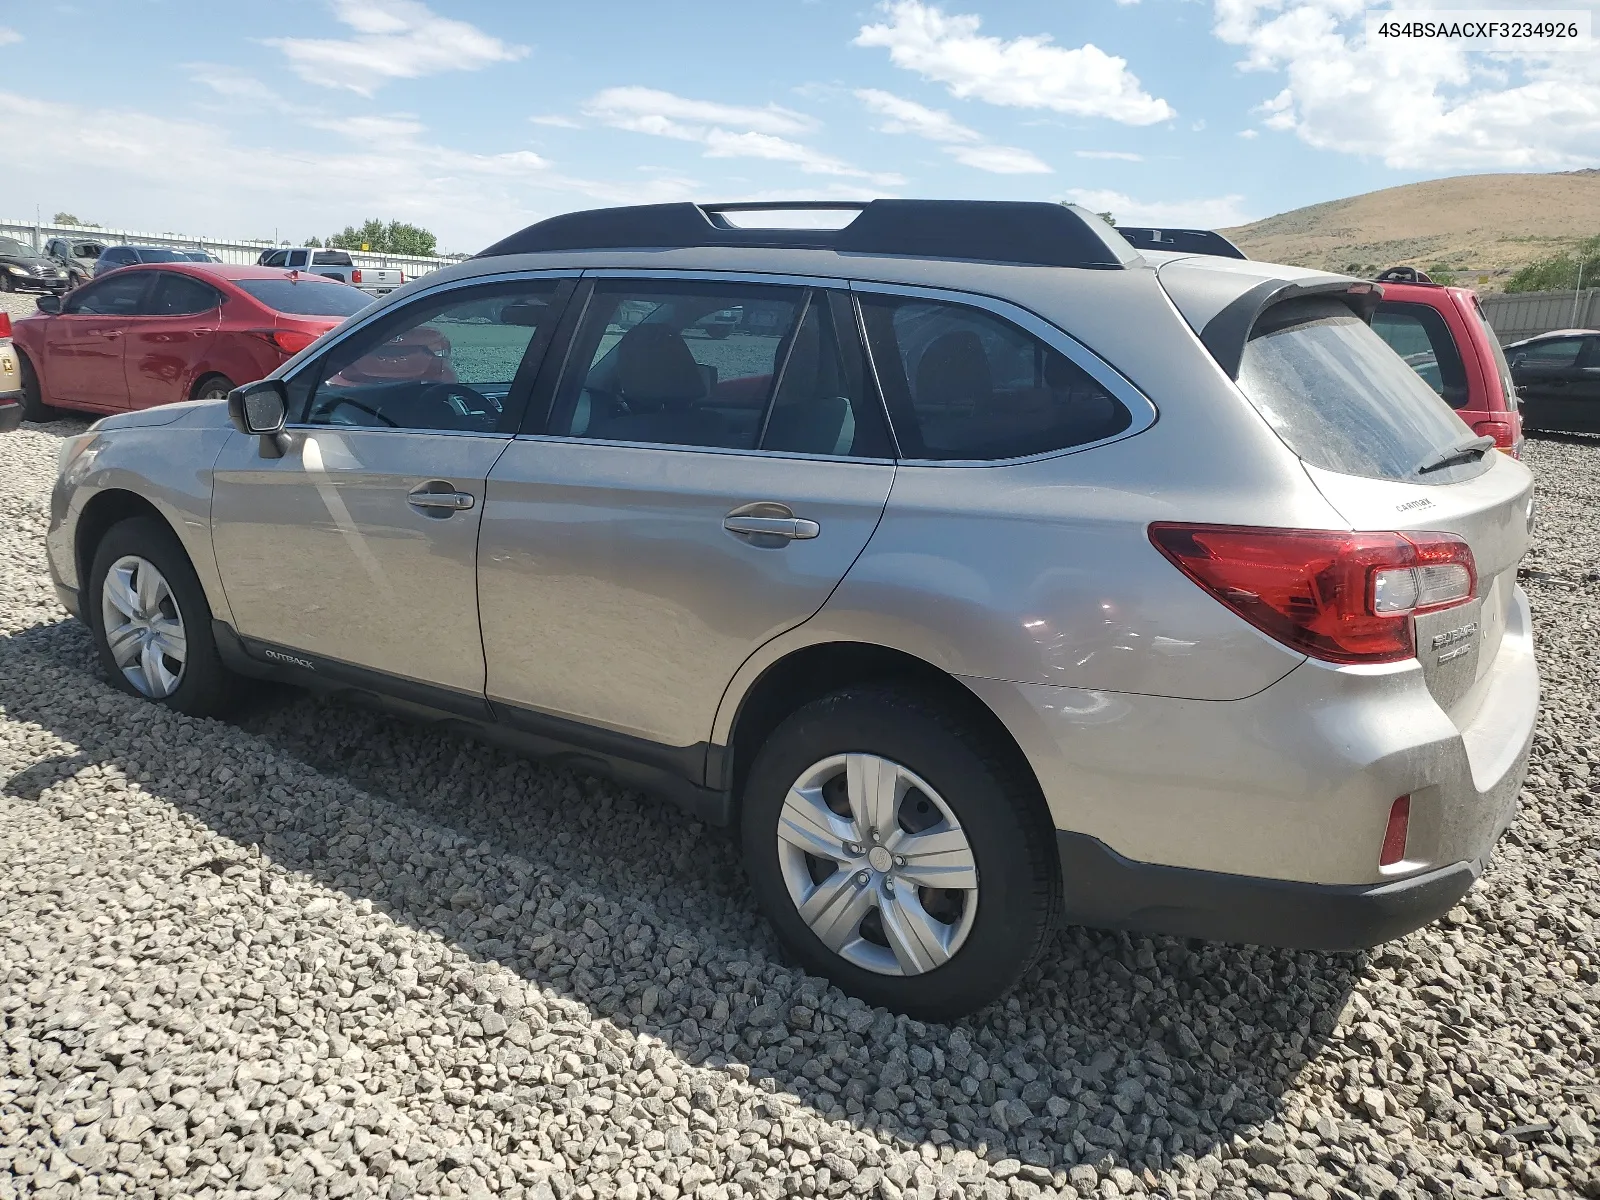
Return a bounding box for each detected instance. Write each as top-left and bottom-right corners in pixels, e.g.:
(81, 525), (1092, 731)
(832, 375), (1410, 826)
(965, 584), (1537, 947)
(1055, 831), (1479, 950)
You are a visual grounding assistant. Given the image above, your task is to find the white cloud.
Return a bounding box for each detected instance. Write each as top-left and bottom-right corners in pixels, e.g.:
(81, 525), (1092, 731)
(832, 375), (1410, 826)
(1063, 188), (1256, 228)
(1212, 0), (1600, 169)
(856, 88), (1051, 174)
(584, 87), (901, 185)
(855, 1), (1175, 125)
(0, 26), (23, 46)
(1237, 128), (1259, 139)
(268, 0), (527, 96)
(529, 114), (582, 129)
(0, 89), (694, 252)
(1075, 149), (1143, 161)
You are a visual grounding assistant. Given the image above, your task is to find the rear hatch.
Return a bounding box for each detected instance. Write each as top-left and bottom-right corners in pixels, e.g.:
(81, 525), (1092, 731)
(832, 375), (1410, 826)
(1230, 293), (1535, 728)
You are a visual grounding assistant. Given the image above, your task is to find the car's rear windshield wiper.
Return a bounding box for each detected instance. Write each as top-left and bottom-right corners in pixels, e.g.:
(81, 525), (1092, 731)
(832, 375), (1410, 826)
(1416, 434), (1495, 475)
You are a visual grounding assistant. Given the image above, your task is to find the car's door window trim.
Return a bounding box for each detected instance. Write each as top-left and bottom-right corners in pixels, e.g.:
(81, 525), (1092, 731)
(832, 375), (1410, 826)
(847, 279), (1158, 466)
(280, 271), (580, 437)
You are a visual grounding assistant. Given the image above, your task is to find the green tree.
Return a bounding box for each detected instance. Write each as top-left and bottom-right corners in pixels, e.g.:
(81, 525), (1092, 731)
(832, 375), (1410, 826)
(53, 212), (98, 227)
(305, 235), (323, 248)
(1505, 235), (1600, 293)
(326, 219), (437, 257)
(1097, 211), (1117, 227)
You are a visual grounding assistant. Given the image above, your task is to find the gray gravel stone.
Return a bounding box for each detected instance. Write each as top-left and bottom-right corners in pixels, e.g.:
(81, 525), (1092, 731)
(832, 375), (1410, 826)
(1, 419), (1598, 1199)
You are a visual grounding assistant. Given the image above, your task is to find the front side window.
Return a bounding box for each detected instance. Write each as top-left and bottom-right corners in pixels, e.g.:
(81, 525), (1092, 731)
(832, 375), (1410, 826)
(261, 250), (288, 268)
(148, 274), (221, 317)
(301, 281), (563, 433)
(1371, 301), (1468, 407)
(1237, 297), (1484, 483)
(859, 294), (1132, 460)
(1512, 337), (1584, 368)
(548, 281), (890, 457)
(64, 273), (151, 315)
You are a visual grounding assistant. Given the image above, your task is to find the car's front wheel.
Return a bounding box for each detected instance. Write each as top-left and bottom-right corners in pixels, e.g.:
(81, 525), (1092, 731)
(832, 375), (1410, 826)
(740, 686), (1060, 1019)
(88, 517), (241, 717)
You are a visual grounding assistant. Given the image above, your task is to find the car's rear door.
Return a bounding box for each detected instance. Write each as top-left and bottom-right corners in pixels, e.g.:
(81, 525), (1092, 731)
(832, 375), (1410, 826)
(124, 272), (222, 409)
(1569, 336), (1600, 431)
(41, 271), (153, 410)
(477, 276), (895, 766)
(210, 276), (572, 707)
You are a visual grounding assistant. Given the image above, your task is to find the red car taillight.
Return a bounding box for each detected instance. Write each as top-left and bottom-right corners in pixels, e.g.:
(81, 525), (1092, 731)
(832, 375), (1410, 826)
(351, 268), (363, 284)
(248, 328), (321, 355)
(0, 311), (11, 339)
(1148, 524), (1476, 664)
(1379, 795), (1411, 866)
(1473, 420), (1516, 454)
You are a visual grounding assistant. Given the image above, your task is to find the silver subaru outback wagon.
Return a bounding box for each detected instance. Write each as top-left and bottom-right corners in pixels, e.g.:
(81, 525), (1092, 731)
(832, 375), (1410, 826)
(46, 201), (1538, 1018)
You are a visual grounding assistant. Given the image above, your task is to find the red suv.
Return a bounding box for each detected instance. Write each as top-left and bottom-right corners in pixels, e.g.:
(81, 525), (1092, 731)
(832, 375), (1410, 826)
(1369, 267), (1522, 456)
(11, 263), (371, 420)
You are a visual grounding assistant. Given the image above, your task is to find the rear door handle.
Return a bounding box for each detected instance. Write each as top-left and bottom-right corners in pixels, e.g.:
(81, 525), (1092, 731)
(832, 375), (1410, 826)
(723, 514), (820, 540)
(407, 486), (475, 511)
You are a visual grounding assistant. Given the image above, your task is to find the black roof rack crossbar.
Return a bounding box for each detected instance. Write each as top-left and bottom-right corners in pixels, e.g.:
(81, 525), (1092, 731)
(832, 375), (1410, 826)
(1117, 227), (1249, 260)
(476, 200), (1141, 270)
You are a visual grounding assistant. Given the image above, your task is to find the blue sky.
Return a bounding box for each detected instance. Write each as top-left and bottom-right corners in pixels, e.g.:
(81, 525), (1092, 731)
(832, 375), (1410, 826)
(1, 0), (1596, 254)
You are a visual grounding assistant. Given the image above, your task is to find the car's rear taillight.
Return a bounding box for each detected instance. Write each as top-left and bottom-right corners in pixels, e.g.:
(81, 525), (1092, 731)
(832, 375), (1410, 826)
(397, 271), (406, 283)
(1148, 524), (1476, 664)
(271, 329), (319, 354)
(1473, 420), (1515, 453)
(0, 311), (11, 339)
(351, 268), (363, 284)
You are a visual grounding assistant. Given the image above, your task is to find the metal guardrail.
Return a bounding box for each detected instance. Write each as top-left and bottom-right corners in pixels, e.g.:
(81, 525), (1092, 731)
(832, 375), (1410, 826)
(1478, 289), (1599, 345)
(0, 219), (467, 278)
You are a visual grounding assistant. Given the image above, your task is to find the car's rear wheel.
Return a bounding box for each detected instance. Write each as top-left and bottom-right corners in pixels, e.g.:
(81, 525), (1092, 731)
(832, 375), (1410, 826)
(740, 686), (1060, 1019)
(192, 374), (236, 403)
(88, 517), (241, 718)
(17, 352), (56, 422)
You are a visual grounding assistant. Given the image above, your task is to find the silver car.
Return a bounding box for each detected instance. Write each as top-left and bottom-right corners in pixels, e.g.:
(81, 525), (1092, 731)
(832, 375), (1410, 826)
(46, 201), (1538, 1018)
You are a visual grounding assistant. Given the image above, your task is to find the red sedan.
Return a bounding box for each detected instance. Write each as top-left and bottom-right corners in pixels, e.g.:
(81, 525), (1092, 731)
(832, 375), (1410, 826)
(11, 263), (372, 420)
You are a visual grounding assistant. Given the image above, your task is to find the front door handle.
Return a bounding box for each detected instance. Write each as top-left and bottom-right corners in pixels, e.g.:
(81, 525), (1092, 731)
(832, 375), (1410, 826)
(723, 514), (820, 540)
(407, 485), (476, 512)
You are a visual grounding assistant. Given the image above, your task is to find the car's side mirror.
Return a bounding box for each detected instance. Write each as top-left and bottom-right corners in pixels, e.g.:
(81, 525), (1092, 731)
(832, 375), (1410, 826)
(35, 295), (61, 315)
(227, 380), (291, 458)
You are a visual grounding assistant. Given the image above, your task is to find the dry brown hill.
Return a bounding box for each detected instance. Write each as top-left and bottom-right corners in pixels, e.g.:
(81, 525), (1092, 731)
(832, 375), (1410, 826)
(1219, 170), (1600, 291)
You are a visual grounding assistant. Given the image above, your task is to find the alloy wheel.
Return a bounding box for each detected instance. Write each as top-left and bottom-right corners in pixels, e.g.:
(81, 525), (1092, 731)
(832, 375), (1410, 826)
(100, 555), (188, 698)
(775, 753), (979, 976)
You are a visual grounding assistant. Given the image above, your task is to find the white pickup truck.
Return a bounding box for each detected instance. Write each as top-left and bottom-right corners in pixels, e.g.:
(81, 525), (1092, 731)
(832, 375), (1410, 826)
(255, 248), (405, 297)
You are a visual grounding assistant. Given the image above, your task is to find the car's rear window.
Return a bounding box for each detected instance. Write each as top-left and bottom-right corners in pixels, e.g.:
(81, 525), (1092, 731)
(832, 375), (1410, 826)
(312, 251), (353, 266)
(1236, 297), (1487, 483)
(237, 279), (372, 317)
(134, 248), (188, 263)
(1371, 301), (1468, 408)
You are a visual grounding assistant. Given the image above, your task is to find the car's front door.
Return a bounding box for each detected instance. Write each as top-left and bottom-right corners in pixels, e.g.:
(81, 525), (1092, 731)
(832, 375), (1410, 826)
(1512, 335), (1587, 431)
(124, 273), (222, 409)
(478, 277), (896, 768)
(210, 277), (572, 707)
(42, 271), (153, 410)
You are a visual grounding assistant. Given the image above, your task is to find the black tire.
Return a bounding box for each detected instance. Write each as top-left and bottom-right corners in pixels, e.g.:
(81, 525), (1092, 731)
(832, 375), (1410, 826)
(17, 352), (56, 422)
(87, 516), (241, 718)
(740, 686), (1061, 1019)
(192, 374), (236, 402)
(0, 272), (11, 293)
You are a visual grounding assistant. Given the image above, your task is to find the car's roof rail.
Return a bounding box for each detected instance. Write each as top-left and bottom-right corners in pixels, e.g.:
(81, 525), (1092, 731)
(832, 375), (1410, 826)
(1117, 227), (1249, 260)
(476, 200), (1142, 270)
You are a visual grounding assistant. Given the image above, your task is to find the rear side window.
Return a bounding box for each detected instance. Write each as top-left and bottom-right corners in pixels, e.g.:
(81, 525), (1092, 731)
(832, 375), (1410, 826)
(1237, 297), (1485, 483)
(1371, 301), (1468, 407)
(858, 295), (1132, 461)
(237, 279), (372, 317)
(148, 274), (221, 316)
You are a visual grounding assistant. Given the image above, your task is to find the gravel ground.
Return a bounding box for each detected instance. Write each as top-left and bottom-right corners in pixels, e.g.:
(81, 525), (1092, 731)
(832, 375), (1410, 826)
(1, 416), (1597, 1200)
